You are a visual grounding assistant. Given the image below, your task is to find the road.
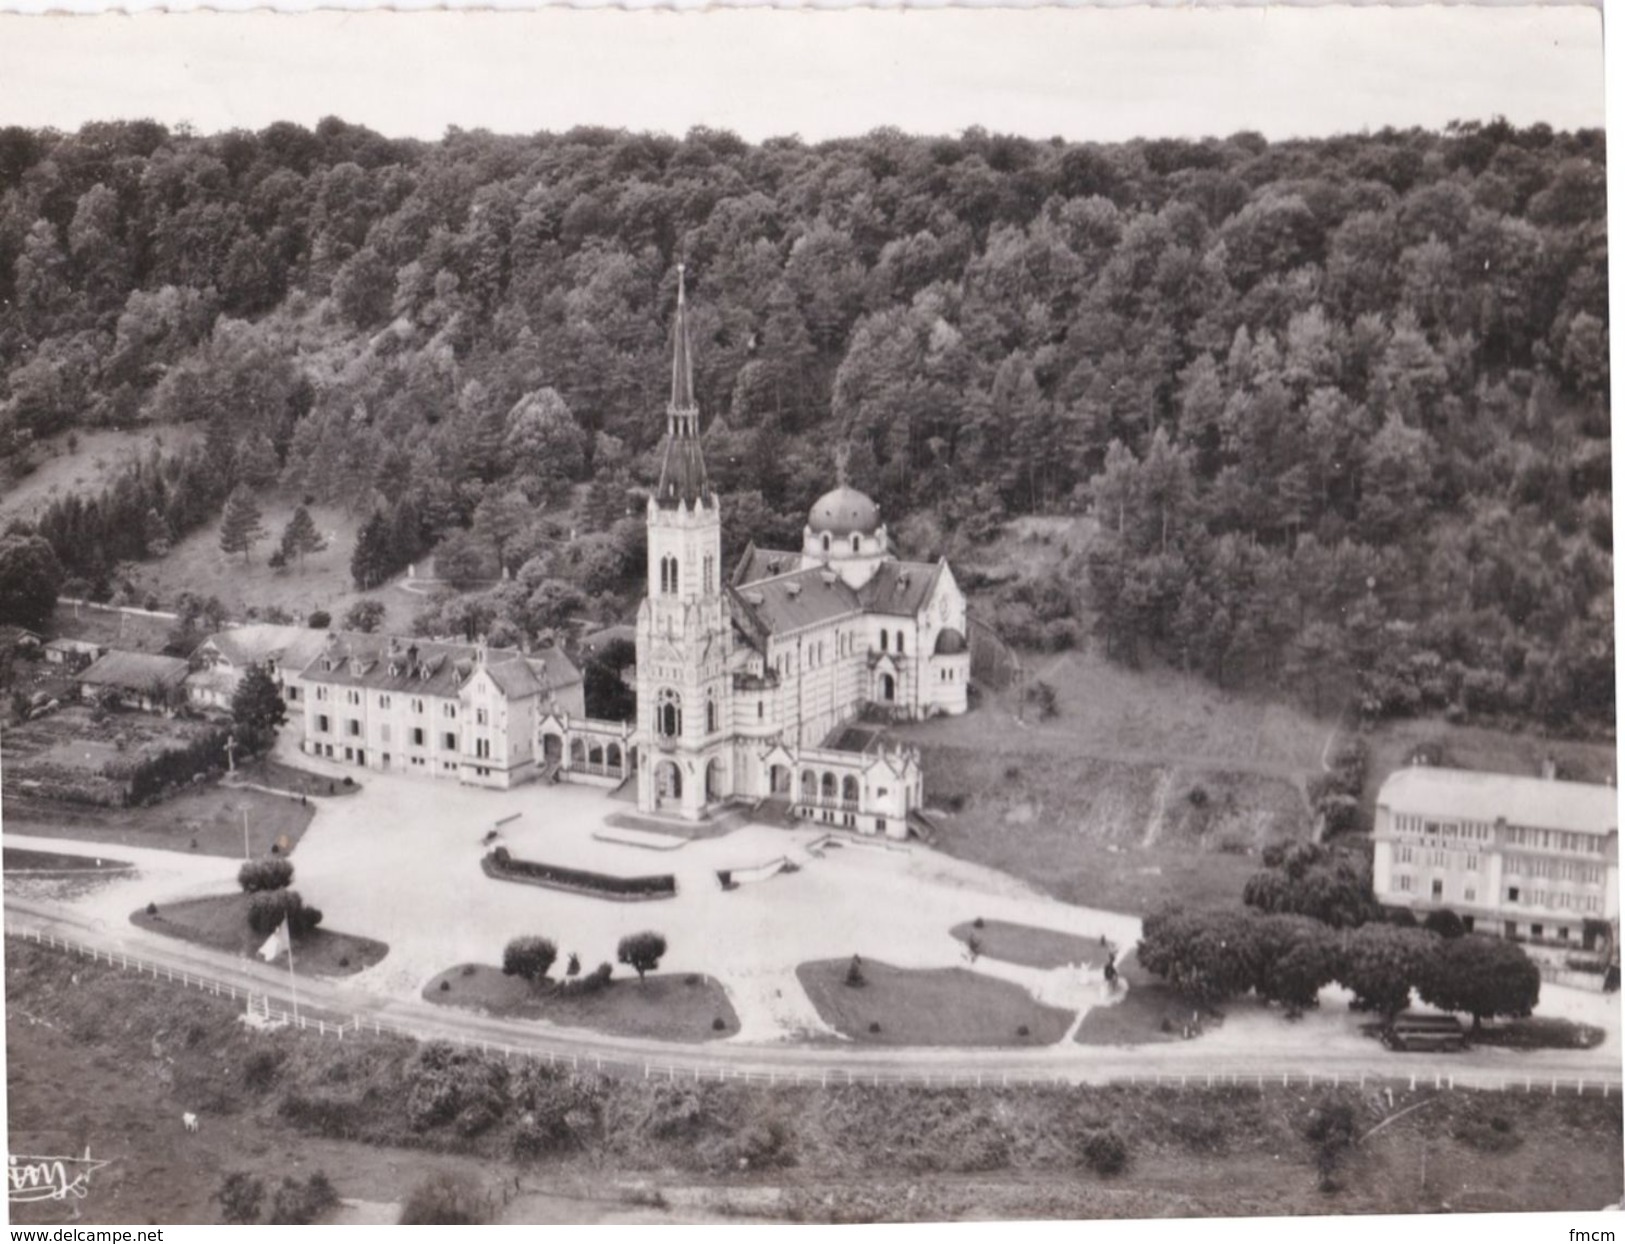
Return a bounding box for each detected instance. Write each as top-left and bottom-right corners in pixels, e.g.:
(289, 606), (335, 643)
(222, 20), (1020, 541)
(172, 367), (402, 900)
(7, 895), (1620, 1094)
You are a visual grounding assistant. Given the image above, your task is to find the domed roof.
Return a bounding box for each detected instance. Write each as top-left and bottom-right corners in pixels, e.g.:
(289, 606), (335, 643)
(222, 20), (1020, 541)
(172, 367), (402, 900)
(808, 486), (881, 537)
(934, 628), (968, 656)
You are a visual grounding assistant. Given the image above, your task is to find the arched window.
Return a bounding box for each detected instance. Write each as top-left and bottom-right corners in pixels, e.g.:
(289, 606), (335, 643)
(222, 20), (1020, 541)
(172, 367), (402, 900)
(880, 631), (889, 653)
(669, 556), (679, 595)
(851, 535), (861, 553)
(842, 775), (860, 805)
(570, 738), (586, 765)
(822, 534), (831, 553)
(658, 688), (682, 738)
(896, 630), (905, 654)
(706, 692), (718, 734)
(703, 554), (714, 594)
(821, 772), (838, 802)
(588, 743), (604, 767)
(800, 770), (818, 802)
(607, 742), (623, 770)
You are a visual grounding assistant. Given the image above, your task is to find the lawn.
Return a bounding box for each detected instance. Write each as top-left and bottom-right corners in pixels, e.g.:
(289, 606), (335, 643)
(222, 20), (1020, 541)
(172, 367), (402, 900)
(423, 963), (738, 1041)
(949, 919), (1111, 970)
(3, 782), (316, 858)
(130, 892), (388, 977)
(115, 495), (389, 624)
(233, 756), (362, 798)
(1358, 717), (1616, 831)
(795, 959), (1073, 1047)
(3, 847), (132, 873)
(1073, 951), (1193, 1047)
(918, 743), (1300, 914)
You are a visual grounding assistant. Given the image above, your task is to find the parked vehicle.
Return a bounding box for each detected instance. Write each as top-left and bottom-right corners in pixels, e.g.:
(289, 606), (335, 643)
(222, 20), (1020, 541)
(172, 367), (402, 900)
(1382, 1013), (1467, 1053)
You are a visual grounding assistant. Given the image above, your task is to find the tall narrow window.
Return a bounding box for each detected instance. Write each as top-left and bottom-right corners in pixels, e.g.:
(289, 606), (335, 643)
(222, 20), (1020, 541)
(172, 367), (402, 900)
(896, 630), (905, 654)
(706, 693), (718, 734)
(703, 554), (714, 594)
(880, 631), (889, 653)
(658, 688), (682, 738)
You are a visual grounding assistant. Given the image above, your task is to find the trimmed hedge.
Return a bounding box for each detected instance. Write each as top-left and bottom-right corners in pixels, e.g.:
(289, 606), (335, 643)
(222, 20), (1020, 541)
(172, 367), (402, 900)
(484, 850), (675, 900)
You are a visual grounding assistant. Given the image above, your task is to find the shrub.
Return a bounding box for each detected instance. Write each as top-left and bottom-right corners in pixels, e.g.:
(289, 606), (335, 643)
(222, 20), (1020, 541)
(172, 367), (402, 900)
(269, 1171), (340, 1224)
(845, 955), (866, 987)
(145, 901), (158, 916)
(1423, 909), (1465, 939)
(972, 916), (984, 929)
(238, 856), (294, 893)
(1016, 1024), (1029, 1037)
(398, 1172), (488, 1225)
(242, 1048), (283, 1091)
(712, 1016), (726, 1031)
(439, 980), (451, 991)
(461, 964), (477, 977)
(685, 973), (700, 986)
(1305, 1099), (1357, 1178)
(247, 889), (322, 937)
(1082, 1128), (1128, 1175)
(215, 1171), (265, 1224)
(307, 610), (332, 629)
(868, 1021), (881, 1034)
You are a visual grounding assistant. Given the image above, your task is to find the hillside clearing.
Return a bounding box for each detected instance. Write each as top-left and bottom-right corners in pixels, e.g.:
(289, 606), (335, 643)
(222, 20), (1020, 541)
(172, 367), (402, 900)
(0, 427), (204, 527)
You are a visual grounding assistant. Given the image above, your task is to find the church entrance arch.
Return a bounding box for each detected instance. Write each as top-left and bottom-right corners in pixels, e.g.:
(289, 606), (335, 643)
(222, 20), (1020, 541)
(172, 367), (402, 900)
(655, 761), (682, 803)
(769, 764), (791, 796)
(705, 757), (726, 803)
(879, 672), (896, 702)
(542, 733), (562, 765)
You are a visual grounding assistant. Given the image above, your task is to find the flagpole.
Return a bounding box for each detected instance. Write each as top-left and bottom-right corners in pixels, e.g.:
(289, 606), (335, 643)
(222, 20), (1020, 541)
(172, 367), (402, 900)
(286, 920), (299, 1025)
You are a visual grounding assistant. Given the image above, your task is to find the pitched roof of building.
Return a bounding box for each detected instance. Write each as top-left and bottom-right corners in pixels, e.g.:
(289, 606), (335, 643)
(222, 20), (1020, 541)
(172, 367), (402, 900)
(298, 633), (581, 699)
(75, 650), (190, 690)
(728, 566), (862, 639)
(731, 543), (801, 587)
(1378, 766), (1618, 837)
(201, 624), (328, 671)
(856, 560), (943, 617)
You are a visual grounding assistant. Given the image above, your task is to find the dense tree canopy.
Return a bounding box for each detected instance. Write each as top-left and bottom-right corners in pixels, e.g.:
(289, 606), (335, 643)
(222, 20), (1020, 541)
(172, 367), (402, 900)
(0, 117), (1607, 731)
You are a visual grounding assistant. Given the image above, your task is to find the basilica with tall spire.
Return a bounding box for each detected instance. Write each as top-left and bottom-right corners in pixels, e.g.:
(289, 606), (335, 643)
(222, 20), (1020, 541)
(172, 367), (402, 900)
(613, 267), (970, 829)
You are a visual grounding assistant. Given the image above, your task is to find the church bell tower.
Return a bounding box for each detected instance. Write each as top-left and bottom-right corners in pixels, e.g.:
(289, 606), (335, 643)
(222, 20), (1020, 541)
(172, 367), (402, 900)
(635, 266), (732, 819)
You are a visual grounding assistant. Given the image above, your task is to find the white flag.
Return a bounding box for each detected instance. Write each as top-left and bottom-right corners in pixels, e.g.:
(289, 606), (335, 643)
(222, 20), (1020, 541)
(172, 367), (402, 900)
(257, 918), (290, 963)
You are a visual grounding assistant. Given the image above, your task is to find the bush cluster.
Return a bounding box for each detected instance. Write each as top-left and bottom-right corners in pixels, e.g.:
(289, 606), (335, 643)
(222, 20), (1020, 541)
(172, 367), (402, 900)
(247, 889), (323, 937)
(486, 851), (675, 898)
(238, 856), (294, 893)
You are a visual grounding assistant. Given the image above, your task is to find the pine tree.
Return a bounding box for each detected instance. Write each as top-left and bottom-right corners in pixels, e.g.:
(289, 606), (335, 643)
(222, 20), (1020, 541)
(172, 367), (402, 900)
(219, 487), (266, 564)
(279, 505), (324, 568)
(350, 510), (393, 590)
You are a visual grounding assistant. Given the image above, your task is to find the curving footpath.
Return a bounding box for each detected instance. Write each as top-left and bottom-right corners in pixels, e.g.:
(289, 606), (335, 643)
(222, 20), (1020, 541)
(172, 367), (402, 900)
(6, 894), (1620, 1097)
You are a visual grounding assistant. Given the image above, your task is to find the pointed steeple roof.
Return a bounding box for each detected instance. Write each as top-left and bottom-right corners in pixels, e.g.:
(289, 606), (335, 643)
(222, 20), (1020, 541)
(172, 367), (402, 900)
(670, 263), (697, 414)
(655, 264), (711, 508)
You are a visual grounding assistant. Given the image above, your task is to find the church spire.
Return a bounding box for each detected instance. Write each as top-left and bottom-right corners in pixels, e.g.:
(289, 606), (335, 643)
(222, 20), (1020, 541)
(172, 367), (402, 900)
(655, 264), (710, 507)
(669, 263), (697, 425)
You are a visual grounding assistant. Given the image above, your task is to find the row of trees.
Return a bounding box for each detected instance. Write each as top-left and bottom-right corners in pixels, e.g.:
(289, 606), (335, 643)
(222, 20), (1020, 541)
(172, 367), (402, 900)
(1138, 905), (1541, 1027)
(501, 930), (667, 986)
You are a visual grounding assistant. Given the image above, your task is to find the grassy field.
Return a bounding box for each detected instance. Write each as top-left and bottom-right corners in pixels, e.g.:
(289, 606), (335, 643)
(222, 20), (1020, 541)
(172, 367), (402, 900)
(115, 496), (392, 623)
(8, 939), (1623, 1224)
(0, 427), (205, 527)
(233, 757), (363, 799)
(422, 964), (738, 1041)
(131, 892), (389, 976)
(950, 919), (1111, 970)
(888, 641), (1321, 915)
(795, 959), (1073, 1047)
(3, 782), (315, 858)
(919, 743), (1304, 915)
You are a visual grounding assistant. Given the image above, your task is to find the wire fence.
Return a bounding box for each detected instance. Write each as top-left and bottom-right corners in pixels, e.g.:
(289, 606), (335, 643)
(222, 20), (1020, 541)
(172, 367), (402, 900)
(9, 923), (1620, 1099)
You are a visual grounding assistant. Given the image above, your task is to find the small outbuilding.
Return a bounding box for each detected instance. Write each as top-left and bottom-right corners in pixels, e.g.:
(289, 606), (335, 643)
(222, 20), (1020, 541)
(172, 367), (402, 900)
(75, 650), (191, 713)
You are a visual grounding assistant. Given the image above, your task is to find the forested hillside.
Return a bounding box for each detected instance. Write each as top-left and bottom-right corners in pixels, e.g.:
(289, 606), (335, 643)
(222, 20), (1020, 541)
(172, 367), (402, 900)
(0, 117), (1610, 732)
